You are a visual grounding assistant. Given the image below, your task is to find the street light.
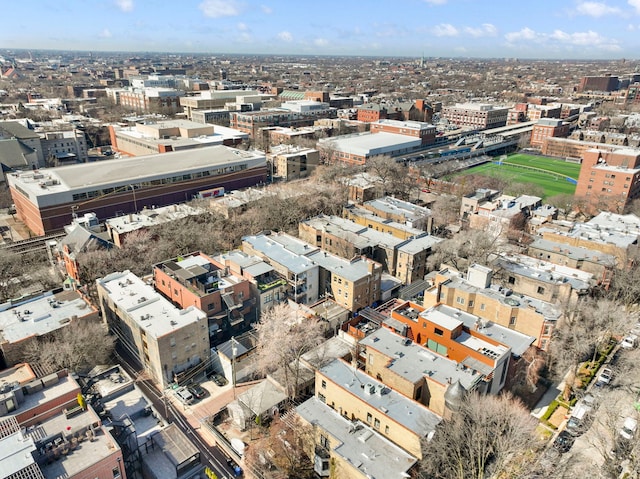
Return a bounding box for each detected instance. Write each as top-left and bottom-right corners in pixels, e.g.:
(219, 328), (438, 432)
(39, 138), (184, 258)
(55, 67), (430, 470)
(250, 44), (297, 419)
(231, 337), (237, 400)
(129, 184), (138, 213)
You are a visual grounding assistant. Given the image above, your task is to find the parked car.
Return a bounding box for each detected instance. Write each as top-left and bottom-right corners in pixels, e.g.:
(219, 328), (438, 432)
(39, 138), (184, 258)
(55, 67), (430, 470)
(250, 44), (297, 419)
(596, 367), (613, 387)
(553, 430), (575, 453)
(188, 384), (207, 400)
(174, 386), (194, 405)
(621, 334), (638, 349)
(620, 417), (638, 440)
(566, 402), (593, 436)
(210, 373), (229, 387)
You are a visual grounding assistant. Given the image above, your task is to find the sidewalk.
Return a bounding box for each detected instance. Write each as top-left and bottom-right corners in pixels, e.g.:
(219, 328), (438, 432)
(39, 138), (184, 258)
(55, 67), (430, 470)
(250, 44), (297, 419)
(531, 375), (567, 419)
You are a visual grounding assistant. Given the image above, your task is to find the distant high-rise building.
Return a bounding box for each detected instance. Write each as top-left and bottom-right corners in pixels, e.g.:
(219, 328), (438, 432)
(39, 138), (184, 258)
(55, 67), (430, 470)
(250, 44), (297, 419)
(577, 75), (619, 93)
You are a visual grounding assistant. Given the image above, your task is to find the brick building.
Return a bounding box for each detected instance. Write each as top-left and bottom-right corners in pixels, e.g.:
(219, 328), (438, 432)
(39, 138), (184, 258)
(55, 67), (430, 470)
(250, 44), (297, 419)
(370, 119), (436, 145)
(575, 148), (640, 214)
(530, 118), (571, 148)
(441, 103), (509, 130)
(577, 75), (619, 93)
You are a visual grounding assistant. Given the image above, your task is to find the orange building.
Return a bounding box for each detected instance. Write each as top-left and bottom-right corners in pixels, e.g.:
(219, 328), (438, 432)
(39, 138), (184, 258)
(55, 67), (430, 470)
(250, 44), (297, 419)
(575, 148), (640, 214)
(153, 252), (255, 338)
(530, 119), (570, 148)
(381, 301), (511, 394)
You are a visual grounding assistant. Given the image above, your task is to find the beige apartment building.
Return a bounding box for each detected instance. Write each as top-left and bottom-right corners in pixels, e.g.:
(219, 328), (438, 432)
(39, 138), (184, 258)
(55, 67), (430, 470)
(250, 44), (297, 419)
(97, 270), (209, 388)
(315, 359), (441, 459)
(424, 265), (561, 350)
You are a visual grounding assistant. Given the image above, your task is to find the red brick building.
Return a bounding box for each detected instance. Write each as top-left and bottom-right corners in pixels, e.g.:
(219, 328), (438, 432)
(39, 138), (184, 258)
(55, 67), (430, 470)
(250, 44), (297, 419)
(575, 148), (640, 213)
(530, 118), (570, 148)
(370, 119), (436, 145)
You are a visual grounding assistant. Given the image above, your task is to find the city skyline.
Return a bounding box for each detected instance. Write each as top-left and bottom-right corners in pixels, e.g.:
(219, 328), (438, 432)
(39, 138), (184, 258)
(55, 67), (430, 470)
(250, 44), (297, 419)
(2, 0), (640, 59)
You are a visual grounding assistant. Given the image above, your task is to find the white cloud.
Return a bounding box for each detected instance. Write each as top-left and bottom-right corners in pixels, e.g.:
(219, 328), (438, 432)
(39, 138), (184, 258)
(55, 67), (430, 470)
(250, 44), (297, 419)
(99, 28), (112, 38)
(237, 22), (248, 31)
(432, 23), (459, 37)
(424, 0), (447, 4)
(314, 38), (329, 47)
(505, 27), (620, 51)
(199, 0), (241, 18)
(277, 31), (293, 42)
(505, 27), (537, 42)
(114, 0), (133, 12)
(261, 4), (272, 14)
(629, 0), (640, 13)
(464, 23), (497, 37)
(574, 1), (621, 17)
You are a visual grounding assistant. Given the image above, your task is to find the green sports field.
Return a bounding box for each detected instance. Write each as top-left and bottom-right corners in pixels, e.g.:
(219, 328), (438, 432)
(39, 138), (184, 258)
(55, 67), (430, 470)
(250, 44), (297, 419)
(452, 153), (581, 198)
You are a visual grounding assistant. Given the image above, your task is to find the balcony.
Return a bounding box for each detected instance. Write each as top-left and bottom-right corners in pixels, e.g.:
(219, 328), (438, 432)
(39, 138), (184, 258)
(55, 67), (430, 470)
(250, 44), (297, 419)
(257, 277), (287, 292)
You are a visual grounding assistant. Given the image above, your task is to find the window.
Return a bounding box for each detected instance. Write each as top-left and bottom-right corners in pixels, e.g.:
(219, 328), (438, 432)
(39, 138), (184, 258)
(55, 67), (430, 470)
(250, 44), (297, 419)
(369, 354), (374, 365)
(543, 324), (551, 335)
(321, 380), (326, 389)
(456, 297), (465, 305)
(170, 337), (176, 347)
(480, 303), (485, 311)
(468, 300), (474, 307)
(113, 467), (121, 479)
(509, 316), (517, 326)
(318, 393), (326, 403)
(508, 276), (516, 285)
(385, 425), (390, 434)
(434, 327), (444, 336)
(367, 412), (372, 424)
(208, 303), (214, 311)
(374, 418), (380, 429)
(320, 434), (329, 449)
(537, 286), (545, 294)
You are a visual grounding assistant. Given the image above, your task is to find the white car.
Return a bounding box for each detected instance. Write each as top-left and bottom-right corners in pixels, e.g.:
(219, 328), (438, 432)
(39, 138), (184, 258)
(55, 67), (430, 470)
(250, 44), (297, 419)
(620, 417), (638, 440)
(621, 334), (638, 349)
(596, 367), (613, 386)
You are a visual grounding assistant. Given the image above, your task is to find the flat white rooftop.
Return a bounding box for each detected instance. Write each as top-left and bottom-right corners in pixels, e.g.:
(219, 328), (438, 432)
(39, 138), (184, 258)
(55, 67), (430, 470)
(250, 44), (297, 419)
(0, 291), (94, 343)
(7, 145), (266, 198)
(97, 270), (206, 339)
(297, 397), (417, 479)
(327, 132), (421, 156)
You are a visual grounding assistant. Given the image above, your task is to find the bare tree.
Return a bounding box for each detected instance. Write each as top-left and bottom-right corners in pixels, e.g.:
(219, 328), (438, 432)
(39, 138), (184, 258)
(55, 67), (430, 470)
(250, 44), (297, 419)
(244, 415), (315, 479)
(430, 193), (462, 235)
(548, 298), (626, 399)
(547, 193), (577, 220)
(427, 229), (502, 272)
(22, 319), (115, 373)
(418, 392), (541, 479)
(253, 302), (325, 399)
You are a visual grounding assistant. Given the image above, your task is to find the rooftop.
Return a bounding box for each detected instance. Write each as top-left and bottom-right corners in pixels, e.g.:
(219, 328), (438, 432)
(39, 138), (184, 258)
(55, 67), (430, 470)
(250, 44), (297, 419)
(7, 145), (265, 196)
(296, 397), (418, 479)
(346, 205), (424, 236)
(360, 327), (483, 389)
(319, 359), (441, 437)
(364, 196), (431, 222)
(529, 237), (616, 265)
(306, 250), (379, 283)
(105, 203), (204, 234)
(321, 132), (421, 156)
(97, 270), (206, 339)
(0, 290), (95, 344)
(433, 269), (562, 323)
(242, 234), (318, 275)
(494, 252), (592, 292)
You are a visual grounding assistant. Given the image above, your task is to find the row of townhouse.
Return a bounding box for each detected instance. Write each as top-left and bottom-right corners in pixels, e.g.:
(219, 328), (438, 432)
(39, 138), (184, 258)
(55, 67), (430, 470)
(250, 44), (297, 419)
(241, 231), (383, 312)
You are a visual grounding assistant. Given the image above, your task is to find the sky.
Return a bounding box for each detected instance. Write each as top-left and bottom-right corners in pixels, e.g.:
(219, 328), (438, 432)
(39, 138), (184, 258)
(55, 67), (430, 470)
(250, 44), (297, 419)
(2, 0), (640, 59)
